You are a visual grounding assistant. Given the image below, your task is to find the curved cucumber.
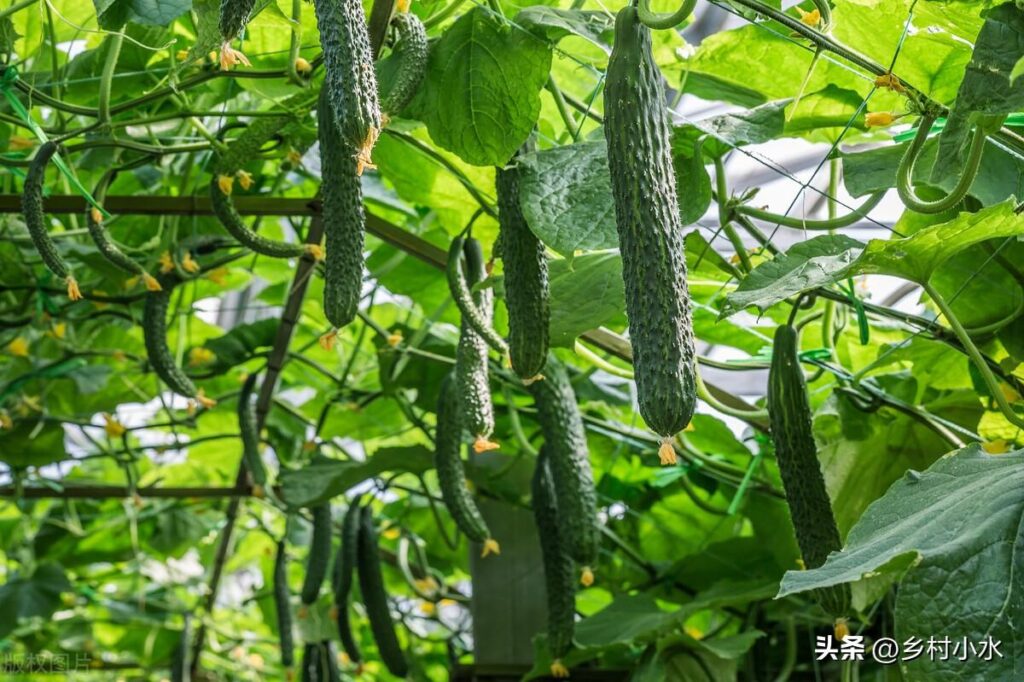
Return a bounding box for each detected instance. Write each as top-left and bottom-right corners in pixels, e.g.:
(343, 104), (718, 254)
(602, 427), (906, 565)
(496, 151), (549, 382)
(317, 89), (366, 330)
(300, 504), (333, 605)
(22, 141), (81, 300)
(528, 355), (599, 585)
(455, 237), (498, 452)
(274, 541), (295, 669)
(435, 372), (498, 555)
(604, 7), (697, 453)
(532, 447), (576, 675)
(768, 324), (850, 618)
(143, 275), (212, 405)
(379, 12), (428, 118)
(333, 500), (363, 663)
(446, 234), (508, 355)
(237, 372), (267, 488)
(357, 506), (409, 677)
(209, 177), (307, 258)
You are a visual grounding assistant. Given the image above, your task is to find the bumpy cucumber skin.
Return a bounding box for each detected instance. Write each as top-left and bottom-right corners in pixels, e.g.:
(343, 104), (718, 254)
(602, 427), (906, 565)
(219, 0), (256, 41)
(274, 541), (295, 669)
(496, 158), (549, 381)
(455, 238), (496, 442)
(86, 180), (145, 276)
(237, 372), (267, 487)
(333, 501), (363, 664)
(317, 89), (366, 329)
(380, 13), (428, 117)
(528, 355), (599, 571)
(143, 275), (201, 400)
(435, 372), (491, 543)
(300, 642), (319, 682)
(357, 506), (409, 678)
(300, 504), (333, 605)
(209, 178), (306, 258)
(313, 0), (382, 149)
(22, 141), (70, 280)
(768, 325), (850, 618)
(604, 7), (697, 438)
(531, 448), (576, 662)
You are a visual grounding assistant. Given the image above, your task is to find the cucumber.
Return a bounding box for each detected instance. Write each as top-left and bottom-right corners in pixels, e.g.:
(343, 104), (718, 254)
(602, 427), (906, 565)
(210, 178), (308, 259)
(219, 0), (256, 42)
(446, 234), (508, 355)
(274, 541), (295, 669)
(528, 355), (599, 586)
(455, 237), (498, 453)
(333, 500), (363, 663)
(170, 613), (191, 682)
(356, 506), (409, 678)
(531, 447), (575, 678)
(237, 372), (268, 489)
(317, 89), (366, 331)
(313, 0), (382, 168)
(22, 141), (81, 301)
(143, 275), (215, 407)
(85, 176), (160, 289)
(379, 12), (428, 119)
(604, 7), (697, 462)
(300, 504), (333, 605)
(300, 642), (320, 682)
(496, 149), (548, 383)
(435, 372), (499, 556)
(768, 324), (850, 619)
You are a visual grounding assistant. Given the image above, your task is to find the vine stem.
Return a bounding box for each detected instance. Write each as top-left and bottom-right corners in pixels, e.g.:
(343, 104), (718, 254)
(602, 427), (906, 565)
(712, 151), (752, 272)
(0, 0), (37, 22)
(696, 369), (768, 420)
(637, 0), (697, 30)
(924, 282), (1024, 430)
(98, 32), (123, 125)
(734, 191), (885, 230)
(897, 114), (987, 214)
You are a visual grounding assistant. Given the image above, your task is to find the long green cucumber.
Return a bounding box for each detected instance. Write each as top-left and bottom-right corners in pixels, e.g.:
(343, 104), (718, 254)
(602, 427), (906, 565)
(143, 275), (215, 407)
(22, 141), (81, 301)
(237, 372), (267, 489)
(312, 0), (381, 162)
(435, 372), (499, 556)
(455, 237), (499, 453)
(496, 149), (549, 383)
(219, 0), (256, 41)
(300, 504), (333, 605)
(379, 12), (428, 119)
(446, 234), (508, 355)
(332, 500), (363, 663)
(356, 506), (409, 677)
(768, 324), (850, 619)
(528, 355), (599, 586)
(604, 7), (697, 462)
(532, 447), (576, 678)
(274, 541), (295, 669)
(317, 89), (366, 332)
(85, 174), (160, 288)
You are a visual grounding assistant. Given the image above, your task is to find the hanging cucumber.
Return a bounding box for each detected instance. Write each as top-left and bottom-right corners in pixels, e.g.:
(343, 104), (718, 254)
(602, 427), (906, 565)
(531, 447), (576, 679)
(313, 0), (382, 173)
(455, 237), (499, 453)
(237, 372), (268, 492)
(379, 12), (428, 120)
(604, 6), (697, 464)
(332, 500), (363, 664)
(300, 642), (320, 682)
(768, 324), (850, 619)
(218, 0), (257, 69)
(435, 372), (500, 557)
(356, 506), (409, 678)
(446, 233), (508, 355)
(274, 541), (296, 670)
(301, 504), (333, 605)
(317, 89), (367, 338)
(528, 355), (599, 586)
(143, 275), (216, 408)
(86, 174), (161, 290)
(496, 149), (549, 383)
(22, 141), (82, 301)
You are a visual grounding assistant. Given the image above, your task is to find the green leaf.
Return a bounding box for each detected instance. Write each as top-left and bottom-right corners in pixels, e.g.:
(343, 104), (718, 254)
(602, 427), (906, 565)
(279, 446), (435, 507)
(724, 201), (1024, 314)
(0, 420), (67, 468)
(779, 445), (1024, 681)
(675, 148), (712, 224)
(203, 318), (279, 373)
(784, 85), (868, 140)
(419, 8), (553, 166)
(671, 100), (787, 160)
(515, 7), (613, 50)
(547, 252), (625, 347)
(92, 0), (131, 29)
(128, 0), (192, 26)
(0, 564), (72, 639)
(517, 140), (618, 257)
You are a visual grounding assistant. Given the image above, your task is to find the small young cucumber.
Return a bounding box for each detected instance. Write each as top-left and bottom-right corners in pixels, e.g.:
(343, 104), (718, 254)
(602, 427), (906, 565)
(300, 504), (333, 605)
(356, 506), (409, 678)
